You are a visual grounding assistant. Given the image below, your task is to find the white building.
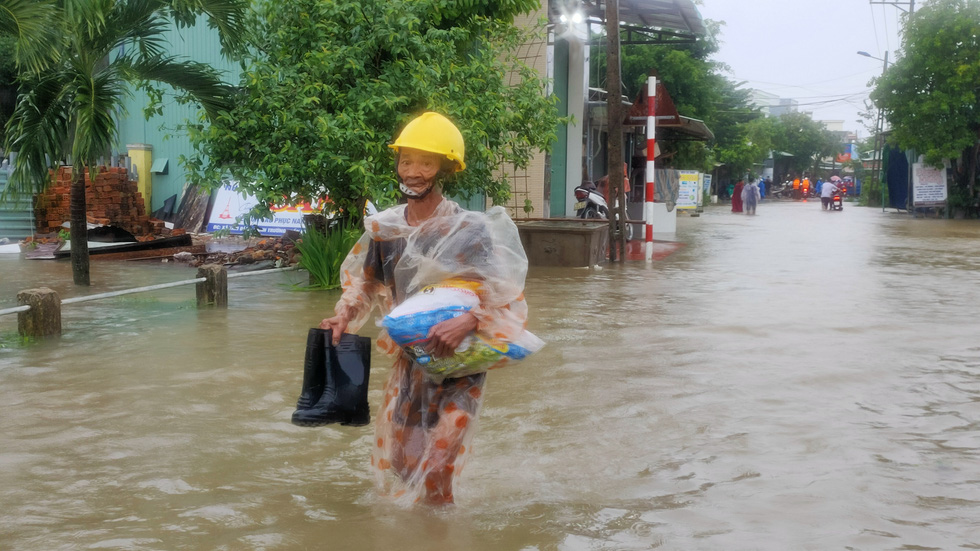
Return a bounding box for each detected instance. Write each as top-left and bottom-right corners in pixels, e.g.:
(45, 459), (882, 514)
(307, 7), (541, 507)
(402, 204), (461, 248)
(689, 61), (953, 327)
(747, 89), (780, 116)
(747, 89), (801, 118)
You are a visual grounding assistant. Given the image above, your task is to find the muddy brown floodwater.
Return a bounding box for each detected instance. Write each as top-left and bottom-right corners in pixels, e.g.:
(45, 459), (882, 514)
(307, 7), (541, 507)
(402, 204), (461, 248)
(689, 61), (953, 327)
(1, 200), (979, 550)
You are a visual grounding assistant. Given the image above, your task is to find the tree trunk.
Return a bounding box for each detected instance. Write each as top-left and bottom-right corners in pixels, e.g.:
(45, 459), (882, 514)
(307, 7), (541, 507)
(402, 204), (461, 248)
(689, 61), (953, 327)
(70, 164), (90, 286)
(969, 129), (980, 198)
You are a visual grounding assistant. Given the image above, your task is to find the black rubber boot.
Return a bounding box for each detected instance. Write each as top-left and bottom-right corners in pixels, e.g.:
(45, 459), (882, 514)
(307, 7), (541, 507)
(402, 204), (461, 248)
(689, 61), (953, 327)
(334, 333), (372, 426)
(294, 328), (329, 410)
(291, 333), (371, 427)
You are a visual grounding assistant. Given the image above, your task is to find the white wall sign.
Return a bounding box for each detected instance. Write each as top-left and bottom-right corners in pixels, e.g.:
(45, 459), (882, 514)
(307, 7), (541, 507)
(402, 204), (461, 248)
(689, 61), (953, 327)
(912, 162), (948, 207)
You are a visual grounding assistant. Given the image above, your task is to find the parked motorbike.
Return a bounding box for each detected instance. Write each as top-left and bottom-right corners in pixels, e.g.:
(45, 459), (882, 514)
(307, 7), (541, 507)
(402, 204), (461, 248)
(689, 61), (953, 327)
(771, 182), (794, 199)
(573, 181), (632, 241)
(573, 182), (608, 220)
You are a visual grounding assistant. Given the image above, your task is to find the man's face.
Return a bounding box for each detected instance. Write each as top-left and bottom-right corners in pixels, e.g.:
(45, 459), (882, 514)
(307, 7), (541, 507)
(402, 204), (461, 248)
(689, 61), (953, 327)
(397, 148), (444, 197)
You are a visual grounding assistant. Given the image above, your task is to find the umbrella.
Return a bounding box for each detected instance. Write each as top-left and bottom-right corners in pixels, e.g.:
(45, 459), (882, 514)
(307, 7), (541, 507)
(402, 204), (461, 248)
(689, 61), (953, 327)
(829, 175), (842, 182)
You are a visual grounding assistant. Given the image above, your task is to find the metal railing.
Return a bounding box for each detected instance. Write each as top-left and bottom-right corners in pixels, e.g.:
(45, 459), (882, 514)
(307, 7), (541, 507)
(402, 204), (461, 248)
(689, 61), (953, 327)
(1, 265), (297, 317)
(60, 277), (207, 305)
(0, 304), (30, 316)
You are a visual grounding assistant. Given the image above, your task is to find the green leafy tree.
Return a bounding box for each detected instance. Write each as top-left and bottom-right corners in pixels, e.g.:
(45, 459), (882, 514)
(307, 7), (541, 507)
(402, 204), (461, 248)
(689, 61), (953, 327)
(597, 16), (842, 187)
(184, 0), (561, 225)
(1, 0), (246, 285)
(870, 0), (980, 198)
(715, 114), (775, 178)
(598, 18), (767, 175)
(706, 79), (767, 177)
(771, 111), (840, 176)
(619, 43), (725, 172)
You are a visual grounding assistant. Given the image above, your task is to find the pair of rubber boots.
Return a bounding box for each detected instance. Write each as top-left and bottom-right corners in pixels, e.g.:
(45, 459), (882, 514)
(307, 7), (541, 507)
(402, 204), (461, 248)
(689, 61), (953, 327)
(291, 328), (371, 427)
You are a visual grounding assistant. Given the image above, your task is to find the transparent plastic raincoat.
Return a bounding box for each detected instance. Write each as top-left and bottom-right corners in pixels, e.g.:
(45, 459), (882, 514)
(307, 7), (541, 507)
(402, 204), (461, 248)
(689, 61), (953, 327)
(333, 198), (530, 504)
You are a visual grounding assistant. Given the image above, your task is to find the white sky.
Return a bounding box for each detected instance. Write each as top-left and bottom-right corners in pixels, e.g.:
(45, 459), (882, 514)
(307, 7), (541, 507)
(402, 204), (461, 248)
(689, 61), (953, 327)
(697, 0), (907, 138)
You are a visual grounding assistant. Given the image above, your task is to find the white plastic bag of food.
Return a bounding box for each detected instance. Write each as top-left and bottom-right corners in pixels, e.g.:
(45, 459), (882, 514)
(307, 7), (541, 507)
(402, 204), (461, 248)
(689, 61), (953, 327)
(382, 279), (481, 348)
(382, 278), (544, 382)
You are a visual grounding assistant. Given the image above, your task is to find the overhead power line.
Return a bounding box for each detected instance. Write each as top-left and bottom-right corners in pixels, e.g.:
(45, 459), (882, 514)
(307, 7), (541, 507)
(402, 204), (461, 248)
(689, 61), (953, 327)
(737, 69), (879, 91)
(870, 2), (882, 57)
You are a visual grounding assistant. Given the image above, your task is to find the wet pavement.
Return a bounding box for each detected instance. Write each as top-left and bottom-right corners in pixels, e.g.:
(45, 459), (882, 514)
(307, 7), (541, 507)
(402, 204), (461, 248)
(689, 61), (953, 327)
(1, 200), (979, 550)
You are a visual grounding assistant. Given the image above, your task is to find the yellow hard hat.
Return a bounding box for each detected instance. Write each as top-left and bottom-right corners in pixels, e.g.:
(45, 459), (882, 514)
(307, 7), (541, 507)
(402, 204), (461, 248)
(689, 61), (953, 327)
(389, 112), (466, 171)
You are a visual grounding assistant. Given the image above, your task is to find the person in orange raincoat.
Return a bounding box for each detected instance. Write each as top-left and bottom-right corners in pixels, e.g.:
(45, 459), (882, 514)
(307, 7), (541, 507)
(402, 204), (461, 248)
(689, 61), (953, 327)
(320, 112), (530, 506)
(596, 162), (631, 204)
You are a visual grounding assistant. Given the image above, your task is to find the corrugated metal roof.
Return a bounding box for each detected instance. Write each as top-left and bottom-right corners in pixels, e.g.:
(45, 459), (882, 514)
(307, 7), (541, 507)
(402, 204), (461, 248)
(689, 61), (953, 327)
(554, 0), (706, 41)
(616, 0), (705, 36)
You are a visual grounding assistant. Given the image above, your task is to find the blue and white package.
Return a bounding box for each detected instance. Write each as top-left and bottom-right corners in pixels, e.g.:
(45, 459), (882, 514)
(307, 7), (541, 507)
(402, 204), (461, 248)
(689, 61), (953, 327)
(383, 279), (482, 348)
(382, 279), (543, 382)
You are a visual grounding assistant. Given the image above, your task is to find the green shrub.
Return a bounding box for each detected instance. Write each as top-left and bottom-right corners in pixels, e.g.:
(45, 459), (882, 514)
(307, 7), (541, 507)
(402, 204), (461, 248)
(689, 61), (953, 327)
(295, 218), (363, 289)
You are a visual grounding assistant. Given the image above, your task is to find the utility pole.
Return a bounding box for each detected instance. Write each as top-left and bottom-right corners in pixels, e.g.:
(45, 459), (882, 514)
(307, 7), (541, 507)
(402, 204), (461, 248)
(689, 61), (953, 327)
(872, 51), (888, 210)
(869, 0), (914, 210)
(604, 0), (626, 262)
(869, 0), (914, 13)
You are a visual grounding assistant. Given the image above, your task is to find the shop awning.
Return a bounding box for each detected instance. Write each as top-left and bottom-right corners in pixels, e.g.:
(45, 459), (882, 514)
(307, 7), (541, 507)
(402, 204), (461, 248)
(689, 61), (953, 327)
(670, 116), (714, 142)
(624, 78), (715, 141)
(553, 0), (706, 44)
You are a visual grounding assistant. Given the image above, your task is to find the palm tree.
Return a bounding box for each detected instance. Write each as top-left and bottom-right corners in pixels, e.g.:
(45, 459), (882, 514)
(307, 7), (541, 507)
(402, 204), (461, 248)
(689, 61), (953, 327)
(2, 0), (245, 285)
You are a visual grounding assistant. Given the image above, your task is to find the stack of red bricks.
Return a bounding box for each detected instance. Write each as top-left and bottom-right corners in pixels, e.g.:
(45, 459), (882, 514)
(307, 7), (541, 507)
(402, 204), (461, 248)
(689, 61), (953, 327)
(35, 166), (176, 238)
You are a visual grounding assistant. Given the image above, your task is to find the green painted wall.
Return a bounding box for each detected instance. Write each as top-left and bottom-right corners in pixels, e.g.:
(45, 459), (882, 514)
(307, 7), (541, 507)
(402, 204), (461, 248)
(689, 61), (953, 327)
(550, 38), (569, 217)
(114, 22), (240, 213)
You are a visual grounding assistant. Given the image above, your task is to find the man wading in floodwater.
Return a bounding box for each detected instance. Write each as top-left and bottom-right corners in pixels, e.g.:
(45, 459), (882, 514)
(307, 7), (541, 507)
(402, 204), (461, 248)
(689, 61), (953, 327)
(319, 112), (531, 505)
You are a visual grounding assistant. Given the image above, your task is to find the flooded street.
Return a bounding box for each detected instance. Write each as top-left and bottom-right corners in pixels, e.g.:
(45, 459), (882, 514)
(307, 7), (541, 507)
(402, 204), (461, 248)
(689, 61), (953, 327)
(1, 200), (979, 550)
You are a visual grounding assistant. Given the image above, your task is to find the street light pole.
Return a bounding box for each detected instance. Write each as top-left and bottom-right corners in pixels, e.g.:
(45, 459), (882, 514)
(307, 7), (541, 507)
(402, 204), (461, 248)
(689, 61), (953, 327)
(858, 50), (889, 208)
(869, 0), (914, 212)
(875, 51), (888, 211)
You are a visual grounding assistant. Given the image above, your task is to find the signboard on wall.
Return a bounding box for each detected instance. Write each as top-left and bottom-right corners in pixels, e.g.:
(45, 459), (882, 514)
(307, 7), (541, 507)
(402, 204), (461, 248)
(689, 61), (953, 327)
(676, 171), (700, 209)
(206, 181), (319, 236)
(836, 143), (858, 163)
(911, 162), (948, 207)
(700, 174), (712, 206)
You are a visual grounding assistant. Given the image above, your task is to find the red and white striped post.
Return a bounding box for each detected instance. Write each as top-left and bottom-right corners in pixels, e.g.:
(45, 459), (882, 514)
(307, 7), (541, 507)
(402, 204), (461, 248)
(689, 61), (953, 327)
(644, 76), (657, 261)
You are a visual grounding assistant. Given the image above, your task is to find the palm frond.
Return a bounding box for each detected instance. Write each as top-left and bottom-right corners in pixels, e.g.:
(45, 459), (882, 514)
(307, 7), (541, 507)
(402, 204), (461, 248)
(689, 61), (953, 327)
(167, 0), (248, 56)
(0, 0), (62, 73)
(71, 65), (125, 165)
(3, 72), (71, 199)
(62, 0), (114, 53)
(57, 0), (144, 65)
(121, 55), (234, 118)
(120, 14), (172, 61)
(98, 0), (171, 62)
